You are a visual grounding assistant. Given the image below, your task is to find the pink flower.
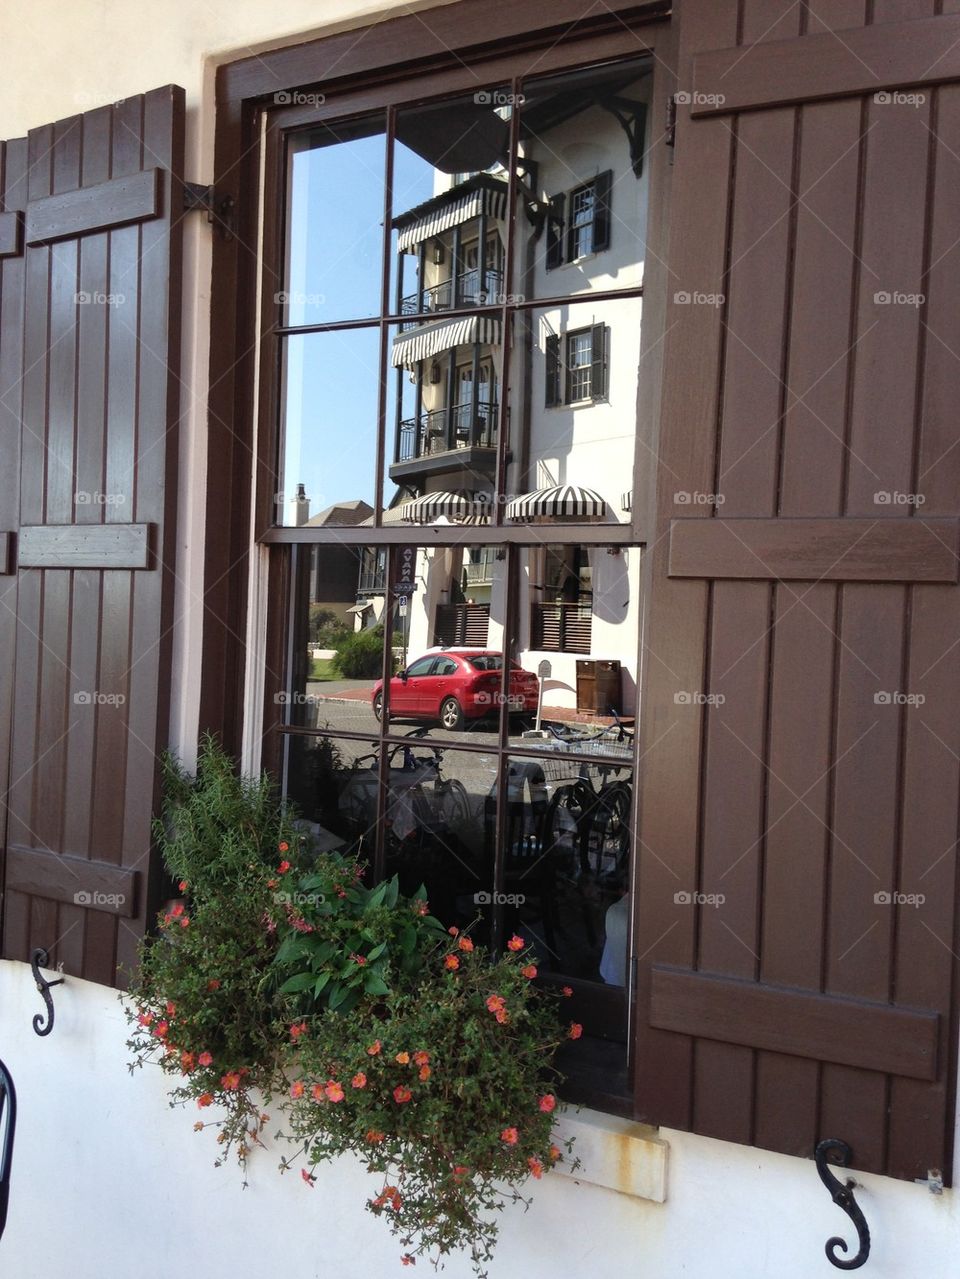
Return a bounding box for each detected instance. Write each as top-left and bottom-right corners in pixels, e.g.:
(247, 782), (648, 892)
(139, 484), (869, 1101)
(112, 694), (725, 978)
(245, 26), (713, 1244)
(221, 1071), (241, 1091)
(528, 1157), (544, 1179)
(137, 1011), (154, 1027)
(500, 1127), (518, 1145)
(507, 935), (524, 952)
(290, 1081), (305, 1099)
(486, 995), (505, 1013)
(367, 1040), (382, 1056)
(278, 859), (291, 874)
(569, 1022), (583, 1040)
(198, 1051), (213, 1067)
(444, 954), (460, 971)
(538, 1094), (556, 1113)
(562, 986), (573, 997)
(521, 964), (537, 979)
(324, 1081), (345, 1102)
(393, 1086), (412, 1104)
(289, 1021), (308, 1041)
(301, 1168), (315, 1187)
(197, 1093), (213, 1108)
(458, 936), (474, 952)
(352, 1072), (367, 1089)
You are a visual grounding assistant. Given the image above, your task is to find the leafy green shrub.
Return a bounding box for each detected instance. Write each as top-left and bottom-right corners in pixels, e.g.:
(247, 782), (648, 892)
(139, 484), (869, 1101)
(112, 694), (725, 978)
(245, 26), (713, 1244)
(308, 603), (350, 648)
(125, 738), (575, 1274)
(333, 624), (385, 678)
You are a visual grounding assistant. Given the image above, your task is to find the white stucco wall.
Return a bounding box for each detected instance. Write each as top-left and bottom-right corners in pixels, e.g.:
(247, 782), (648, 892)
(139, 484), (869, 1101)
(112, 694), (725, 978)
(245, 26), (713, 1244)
(2, 6), (960, 1279)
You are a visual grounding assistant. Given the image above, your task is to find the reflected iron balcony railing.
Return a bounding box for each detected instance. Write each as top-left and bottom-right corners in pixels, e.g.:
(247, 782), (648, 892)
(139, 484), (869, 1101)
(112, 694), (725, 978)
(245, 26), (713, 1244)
(400, 268), (504, 328)
(397, 400), (499, 462)
(463, 550), (499, 586)
(357, 566), (387, 595)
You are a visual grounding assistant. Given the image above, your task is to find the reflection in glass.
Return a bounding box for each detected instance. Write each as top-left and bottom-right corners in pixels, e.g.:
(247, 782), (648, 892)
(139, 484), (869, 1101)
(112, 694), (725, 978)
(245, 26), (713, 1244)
(279, 328), (380, 526)
(507, 754), (633, 986)
(516, 58), (652, 299)
(285, 118), (386, 326)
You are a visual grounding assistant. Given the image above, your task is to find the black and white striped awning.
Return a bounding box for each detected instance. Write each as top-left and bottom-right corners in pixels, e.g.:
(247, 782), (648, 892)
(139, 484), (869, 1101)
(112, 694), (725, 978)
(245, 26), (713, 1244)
(505, 485), (607, 521)
(391, 315), (502, 369)
(401, 490), (493, 523)
(396, 182), (509, 252)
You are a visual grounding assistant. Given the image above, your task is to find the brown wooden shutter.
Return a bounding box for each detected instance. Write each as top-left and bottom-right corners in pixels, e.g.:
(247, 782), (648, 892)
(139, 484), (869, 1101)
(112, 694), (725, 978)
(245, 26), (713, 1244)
(544, 334), (561, 407)
(590, 323), (606, 400)
(592, 169), (613, 253)
(634, 1), (960, 1185)
(0, 88), (185, 987)
(545, 193), (565, 270)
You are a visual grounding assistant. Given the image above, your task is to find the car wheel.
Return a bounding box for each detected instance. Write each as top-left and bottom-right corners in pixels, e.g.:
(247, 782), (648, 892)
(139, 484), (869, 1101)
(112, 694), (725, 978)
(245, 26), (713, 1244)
(373, 691), (383, 722)
(440, 696), (464, 731)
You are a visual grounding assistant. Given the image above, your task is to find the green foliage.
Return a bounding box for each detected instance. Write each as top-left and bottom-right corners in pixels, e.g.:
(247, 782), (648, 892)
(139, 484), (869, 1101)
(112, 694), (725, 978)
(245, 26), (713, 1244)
(308, 604), (350, 648)
(125, 737), (574, 1274)
(332, 624), (385, 678)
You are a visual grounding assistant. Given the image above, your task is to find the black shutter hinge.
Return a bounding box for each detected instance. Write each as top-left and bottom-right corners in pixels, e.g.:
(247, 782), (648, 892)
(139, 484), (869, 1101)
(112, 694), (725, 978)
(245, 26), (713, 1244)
(666, 94), (678, 154)
(182, 182), (235, 241)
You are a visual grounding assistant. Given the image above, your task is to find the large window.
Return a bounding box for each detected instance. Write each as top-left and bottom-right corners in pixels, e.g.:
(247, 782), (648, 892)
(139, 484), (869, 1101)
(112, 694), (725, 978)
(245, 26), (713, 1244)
(260, 49), (652, 1109)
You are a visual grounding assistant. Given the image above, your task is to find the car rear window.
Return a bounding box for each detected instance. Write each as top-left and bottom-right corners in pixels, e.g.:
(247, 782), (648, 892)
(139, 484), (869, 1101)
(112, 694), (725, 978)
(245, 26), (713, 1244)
(467, 655), (503, 672)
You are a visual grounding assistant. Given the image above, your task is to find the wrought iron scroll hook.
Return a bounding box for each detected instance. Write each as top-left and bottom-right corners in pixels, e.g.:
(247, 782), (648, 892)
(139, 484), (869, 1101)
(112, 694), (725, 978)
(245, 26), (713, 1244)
(30, 948), (64, 1038)
(815, 1139), (871, 1270)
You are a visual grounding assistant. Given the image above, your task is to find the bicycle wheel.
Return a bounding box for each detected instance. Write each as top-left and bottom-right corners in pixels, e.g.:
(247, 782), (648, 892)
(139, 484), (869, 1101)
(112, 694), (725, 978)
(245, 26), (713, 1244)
(584, 782), (631, 886)
(433, 777), (471, 829)
(542, 781), (594, 873)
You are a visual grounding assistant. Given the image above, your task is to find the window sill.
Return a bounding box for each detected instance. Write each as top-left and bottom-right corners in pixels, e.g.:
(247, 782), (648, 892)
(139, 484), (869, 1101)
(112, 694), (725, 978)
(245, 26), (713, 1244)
(553, 1106), (668, 1203)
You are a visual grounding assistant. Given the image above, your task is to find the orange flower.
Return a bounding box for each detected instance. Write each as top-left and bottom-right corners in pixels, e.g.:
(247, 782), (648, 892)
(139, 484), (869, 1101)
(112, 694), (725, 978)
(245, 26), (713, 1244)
(366, 1130), (385, 1144)
(452, 1165), (469, 1180)
(507, 935), (524, 951)
(165, 1000), (177, 1016)
(486, 995), (505, 1013)
(538, 1094), (556, 1113)
(448, 925), (459, 937)
(352, 1072), (367, 1089)
(458, 936), (474, 952)
(278, 841), (289, 853)
(325, 1080), (345, 1102)
(137, 1011), (154, 1027)
(521, 964), (538, 979)
(311, 1083), (325, 1102)
(289, 1021), (308, 1041)
(180, 1051), (195, 1072)
(178, 880), (189, 893)
(562, 986), (573, 997)
(500, 1127), (519, 1145)
(393, 1085), (412, 1104)
(495, 1008), (510, 1025)
(395, 1051), (410, 1065)
(444, 954), (460, 971)
(207, 979), (221, 991)
(277, 859), (291, 874)
(179, 917), (190, 929)
(569, 1022), (583, 1040)
(171, 902), (185, 919)
(549, 1144), (562, 1163)
(418, 1065), (431, 1081)
(154, 1020), (169, 1039)
(290, 1081), (305, 1099)
(221, 1071), (241, 1091)
(197, 1093), (213, 1108)
(198, 1051), (213, 1067)
(528, 1157), (544, 1179)
(367, 1039), (382, 1056)
(413, 1051), (430, 1066)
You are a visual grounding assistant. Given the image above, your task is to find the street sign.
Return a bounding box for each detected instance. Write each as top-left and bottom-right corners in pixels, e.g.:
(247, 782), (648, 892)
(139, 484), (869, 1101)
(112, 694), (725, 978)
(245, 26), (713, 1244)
(537, 659), (552, 678)
(393, 545), (418, 596)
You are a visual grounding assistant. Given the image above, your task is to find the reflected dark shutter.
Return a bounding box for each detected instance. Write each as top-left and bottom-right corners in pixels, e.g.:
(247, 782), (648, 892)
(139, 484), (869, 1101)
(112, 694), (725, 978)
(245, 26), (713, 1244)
(545, 193), (565, 269)
(592, 170), (612, 252)
(590, 324), (606, 400)
(0, 88), (185, 988)
(634, 0), (960, 1186)
(545, 334), (561, 407)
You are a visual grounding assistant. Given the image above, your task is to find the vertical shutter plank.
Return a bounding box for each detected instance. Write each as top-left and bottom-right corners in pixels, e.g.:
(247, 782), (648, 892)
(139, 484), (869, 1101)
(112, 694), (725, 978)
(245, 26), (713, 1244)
(592, 170), (612, 253)
(545, 333), (560, 406)
(590, 322), (605, 399)
(545, 193), (564, 269)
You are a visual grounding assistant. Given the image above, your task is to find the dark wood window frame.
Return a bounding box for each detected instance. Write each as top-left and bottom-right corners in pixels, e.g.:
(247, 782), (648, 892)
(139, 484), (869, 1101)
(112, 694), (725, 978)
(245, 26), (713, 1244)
(201, 0), (675, 1123)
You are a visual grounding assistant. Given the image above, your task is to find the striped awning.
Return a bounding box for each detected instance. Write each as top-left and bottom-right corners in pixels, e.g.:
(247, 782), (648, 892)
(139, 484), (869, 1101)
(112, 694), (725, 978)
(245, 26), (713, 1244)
(505, 485), (607, 521)
(391, 315), (502, 369)
(396, 182), (509, 252)
(401, 490), (493, 524)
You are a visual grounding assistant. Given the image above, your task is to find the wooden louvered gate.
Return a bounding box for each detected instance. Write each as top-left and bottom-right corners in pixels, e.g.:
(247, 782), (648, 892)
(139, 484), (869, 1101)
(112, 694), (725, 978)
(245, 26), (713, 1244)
(634, 1), (960, 1184)
(0, 88), (184, 986)
(433, 603), (490, 647)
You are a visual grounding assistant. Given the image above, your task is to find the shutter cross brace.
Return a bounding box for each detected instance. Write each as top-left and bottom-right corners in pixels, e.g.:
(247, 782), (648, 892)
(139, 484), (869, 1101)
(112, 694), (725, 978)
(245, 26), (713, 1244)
(182, 182), (235, 240)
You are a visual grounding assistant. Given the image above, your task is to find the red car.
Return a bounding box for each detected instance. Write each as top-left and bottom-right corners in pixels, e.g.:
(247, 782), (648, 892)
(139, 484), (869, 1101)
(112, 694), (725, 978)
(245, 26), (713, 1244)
(372, 648), (539, 731)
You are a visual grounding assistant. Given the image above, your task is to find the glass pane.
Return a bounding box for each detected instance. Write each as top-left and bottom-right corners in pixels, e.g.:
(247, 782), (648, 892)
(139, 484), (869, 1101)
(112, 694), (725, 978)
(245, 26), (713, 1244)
(508, 544), (641, 754)
(515, 57), (652, 300)
(382, 318), (502, 518)
(285, 544), (390, 730)
(503, 298), (639, 524)
(284, 117), (386, 326)
(285, 734), (383, 863)
(508, 752), (633, 992)
(389, 87), (514, 319)
(383, 544), (531, 745)
(278, 328), (380, 526)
